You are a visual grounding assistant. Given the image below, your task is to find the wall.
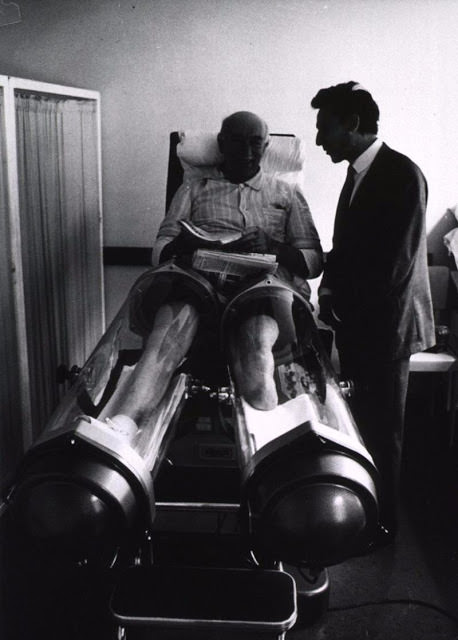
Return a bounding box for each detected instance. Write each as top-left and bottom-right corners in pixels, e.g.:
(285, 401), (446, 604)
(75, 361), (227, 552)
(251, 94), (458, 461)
(1, 0), (458, 317)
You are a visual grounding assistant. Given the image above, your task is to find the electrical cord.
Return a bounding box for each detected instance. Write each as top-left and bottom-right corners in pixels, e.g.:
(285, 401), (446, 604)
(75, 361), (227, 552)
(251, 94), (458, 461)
(294, 564), (458, 627)
(328, 598), (458, 626)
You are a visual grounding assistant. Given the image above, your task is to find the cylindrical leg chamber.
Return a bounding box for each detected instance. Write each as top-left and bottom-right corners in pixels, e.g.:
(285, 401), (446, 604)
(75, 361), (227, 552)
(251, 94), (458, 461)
(8, 264), (220, 561)
(223, 276), (379, 567)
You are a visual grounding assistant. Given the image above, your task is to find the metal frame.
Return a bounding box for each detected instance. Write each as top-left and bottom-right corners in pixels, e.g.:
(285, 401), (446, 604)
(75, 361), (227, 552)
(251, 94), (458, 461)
(0, 75), (103, 452)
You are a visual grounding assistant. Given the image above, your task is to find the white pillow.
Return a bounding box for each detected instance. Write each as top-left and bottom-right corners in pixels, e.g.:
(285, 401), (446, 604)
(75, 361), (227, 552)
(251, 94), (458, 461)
(177, 130), (222, 166)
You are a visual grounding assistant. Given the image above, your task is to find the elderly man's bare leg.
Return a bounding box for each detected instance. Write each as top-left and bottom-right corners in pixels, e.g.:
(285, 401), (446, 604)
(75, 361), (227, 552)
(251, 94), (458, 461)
(230, 314), (279, 411)
(103, 301), (199, 424)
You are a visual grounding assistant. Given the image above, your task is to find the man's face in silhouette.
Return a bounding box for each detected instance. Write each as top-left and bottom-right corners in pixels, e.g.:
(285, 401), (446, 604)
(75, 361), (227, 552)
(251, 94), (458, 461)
(315, 107), (352, 163)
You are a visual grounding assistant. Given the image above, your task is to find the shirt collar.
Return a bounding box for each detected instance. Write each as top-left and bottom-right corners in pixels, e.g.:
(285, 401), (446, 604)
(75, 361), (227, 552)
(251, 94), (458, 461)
(352, 138), (383, 174)
(211, 167), (264, 190)
(244, 168), (263, 191)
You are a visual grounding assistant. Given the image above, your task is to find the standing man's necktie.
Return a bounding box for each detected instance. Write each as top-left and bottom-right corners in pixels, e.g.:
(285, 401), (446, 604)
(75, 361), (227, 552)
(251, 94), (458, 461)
(333, 165), (356, 245)
(337, 164), (356, 214)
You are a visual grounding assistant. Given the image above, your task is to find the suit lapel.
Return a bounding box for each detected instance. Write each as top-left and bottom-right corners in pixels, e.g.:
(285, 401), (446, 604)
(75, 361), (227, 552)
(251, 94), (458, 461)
(349, 143), (391, 211)
(332, 144), (392, 248)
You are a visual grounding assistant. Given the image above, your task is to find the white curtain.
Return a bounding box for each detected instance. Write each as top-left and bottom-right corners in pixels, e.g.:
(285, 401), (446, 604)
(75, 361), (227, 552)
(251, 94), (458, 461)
(0, 90), (24, 484)
(15, 93), (103, 439)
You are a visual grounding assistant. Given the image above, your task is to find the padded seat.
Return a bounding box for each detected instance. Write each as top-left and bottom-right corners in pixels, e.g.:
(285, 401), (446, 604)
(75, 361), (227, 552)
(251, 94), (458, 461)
(409, 266), (458, 446)
(409, 351), (457, 373)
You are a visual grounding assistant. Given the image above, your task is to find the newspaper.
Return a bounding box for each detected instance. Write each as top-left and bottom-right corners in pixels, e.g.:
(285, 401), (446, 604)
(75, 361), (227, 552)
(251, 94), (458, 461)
(192, 249), (278, 280)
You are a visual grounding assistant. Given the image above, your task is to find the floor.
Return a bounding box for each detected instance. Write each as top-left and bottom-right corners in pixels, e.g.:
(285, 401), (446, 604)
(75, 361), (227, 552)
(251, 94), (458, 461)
(288, 373), (458, 640)
(2, 373), (458, 639)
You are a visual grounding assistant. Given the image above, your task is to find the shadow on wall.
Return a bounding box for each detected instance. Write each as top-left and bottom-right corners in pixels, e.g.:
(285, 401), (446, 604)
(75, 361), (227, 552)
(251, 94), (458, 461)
(428, 206), (458, 267)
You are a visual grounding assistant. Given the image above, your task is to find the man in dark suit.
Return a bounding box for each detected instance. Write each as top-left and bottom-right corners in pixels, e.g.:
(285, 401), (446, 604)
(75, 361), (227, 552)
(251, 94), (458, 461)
(311, 81), (435, 547)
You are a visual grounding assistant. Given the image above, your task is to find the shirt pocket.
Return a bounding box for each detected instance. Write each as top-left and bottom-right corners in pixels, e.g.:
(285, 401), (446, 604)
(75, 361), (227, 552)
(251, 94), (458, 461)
(262, 206), (286, 239)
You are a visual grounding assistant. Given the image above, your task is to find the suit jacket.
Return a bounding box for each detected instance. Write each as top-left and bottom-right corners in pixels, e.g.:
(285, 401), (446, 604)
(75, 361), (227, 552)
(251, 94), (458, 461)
(323, 143), (435, 360)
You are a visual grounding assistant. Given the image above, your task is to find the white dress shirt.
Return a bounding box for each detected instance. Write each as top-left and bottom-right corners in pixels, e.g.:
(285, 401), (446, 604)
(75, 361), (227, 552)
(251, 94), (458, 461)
(349, 137), (383, 204)
(319, 138), (383, 301)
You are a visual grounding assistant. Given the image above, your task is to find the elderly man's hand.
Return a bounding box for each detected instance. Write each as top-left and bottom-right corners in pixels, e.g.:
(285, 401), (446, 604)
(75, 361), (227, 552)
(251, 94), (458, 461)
(177, 229), (212, 252)
(225, 226), (276, 254)
(160, 229), (210, 262)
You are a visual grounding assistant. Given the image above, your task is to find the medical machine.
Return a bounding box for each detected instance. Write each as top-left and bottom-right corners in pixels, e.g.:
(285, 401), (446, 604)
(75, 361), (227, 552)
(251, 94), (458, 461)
(6, 133), (380, 639)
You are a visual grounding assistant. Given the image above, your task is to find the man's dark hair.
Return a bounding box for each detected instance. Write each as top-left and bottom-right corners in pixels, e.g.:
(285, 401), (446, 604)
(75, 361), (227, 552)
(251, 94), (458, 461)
(311, 81), (380, 134)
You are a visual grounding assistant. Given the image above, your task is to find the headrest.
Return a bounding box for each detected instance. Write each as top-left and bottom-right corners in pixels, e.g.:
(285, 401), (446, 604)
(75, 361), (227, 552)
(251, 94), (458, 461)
(176, 130), (305, 175)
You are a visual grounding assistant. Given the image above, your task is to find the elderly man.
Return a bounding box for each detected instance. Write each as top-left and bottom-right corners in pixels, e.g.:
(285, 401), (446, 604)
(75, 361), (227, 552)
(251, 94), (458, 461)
(136, 111), (323, 413)
(153, 111), (322, 301)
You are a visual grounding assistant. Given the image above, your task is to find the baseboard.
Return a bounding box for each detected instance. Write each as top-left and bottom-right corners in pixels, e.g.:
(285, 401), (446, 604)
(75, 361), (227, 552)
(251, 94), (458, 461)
(103, 246), (152, 266)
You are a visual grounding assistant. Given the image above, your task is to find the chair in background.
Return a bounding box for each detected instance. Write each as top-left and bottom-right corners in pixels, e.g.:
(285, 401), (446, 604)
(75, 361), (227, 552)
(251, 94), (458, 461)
(409, 265), (458, 446)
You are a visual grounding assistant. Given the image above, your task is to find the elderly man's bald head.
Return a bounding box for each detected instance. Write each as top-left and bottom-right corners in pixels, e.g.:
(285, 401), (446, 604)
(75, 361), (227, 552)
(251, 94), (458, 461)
(220, 111), (269, 139)
(217, 111), (269, 184)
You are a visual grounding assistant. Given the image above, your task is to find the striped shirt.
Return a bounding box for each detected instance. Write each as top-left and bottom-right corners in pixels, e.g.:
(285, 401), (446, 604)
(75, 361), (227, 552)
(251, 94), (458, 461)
(153, 168), (323, 297)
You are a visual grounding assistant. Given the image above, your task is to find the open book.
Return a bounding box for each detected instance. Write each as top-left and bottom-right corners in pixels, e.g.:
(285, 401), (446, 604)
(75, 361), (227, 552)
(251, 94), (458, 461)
(179, 220), (242, 245)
